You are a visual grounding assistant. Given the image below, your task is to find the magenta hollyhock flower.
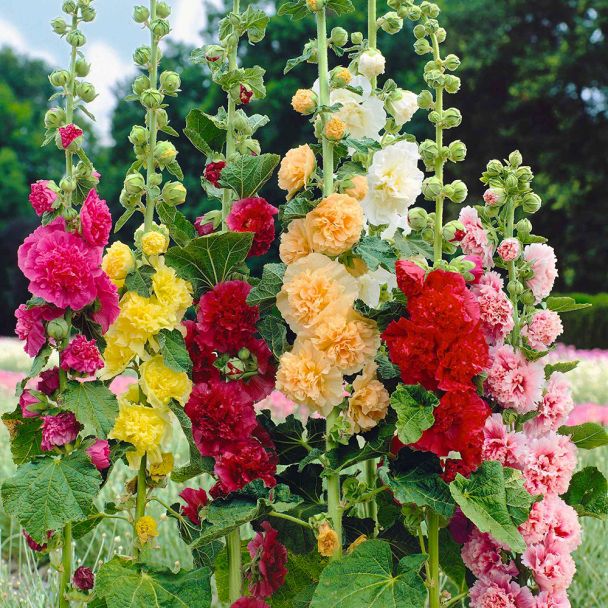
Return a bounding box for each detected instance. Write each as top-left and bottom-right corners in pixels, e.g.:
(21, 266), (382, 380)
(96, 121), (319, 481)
(41, 412), (81, 451)
(61, 335), (104, 375)
(246, 522), (288, 598)
(194, 216), (214, 236)
(28, 180), (57, 216)
(226, 198), (278, 257)
(19, 389), (40, 418)
(463, 255), (484, 284)
(179, 487), (208, 525)
(231, 599), (270, 608)
(58, 123), (83, 148)
(91, 273), (120, 333)
(80, 189), (112, 247)
(86, 439), (111, 471)
(37, 367), (60, 396)
(15, 303), (65, 356)
(72, 566), (95, 591)
(23, 530), (48, 552)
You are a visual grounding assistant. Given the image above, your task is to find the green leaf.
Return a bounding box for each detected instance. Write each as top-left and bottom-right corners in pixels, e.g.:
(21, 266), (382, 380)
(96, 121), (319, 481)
(310, 540), (427, 608)
(545, 296), (592, 313)
(281, 195), (315, 223)
(343, 137), (382, 155)
(438, 528), (467, 592)
(184, 109), (226, 156)
(166, 160), (184, 181)
(247, 263), (286, 307)
(326, 0), (355, 15)
(157, 328), (192, 374)
(271, 552), (327, 608)
(96, 558), (212, 608)
(165, 231), (253, 296)
(2, 411), (42, 464)
(1, 451), (101, 543)
(391, 384), (438, 445)
(393, 231), (434, 260)
(544, 360), (578, 378)
(277, 0), (309, 20)
(354, 299), (405, 332)
(558, 422), (608, 449)
(258, 314), (289, 359)
(114, 207), (137, 233)
(352, 236), (396, 271)
(219, 152), (280, 198)
(157, 203), (196, 247)
(124, 264), (155, 297)
(62, 381), (119, 438)
(562, 466), (608, 519)
(29, 345), (51, 378)
(239, 5), (269, 43)
(504, 467), (539, 526)
(375, 351), (400, 380)
(284, 45), (315, 74)
(449, 461), (526, 552)
(246, 113), (270, 134)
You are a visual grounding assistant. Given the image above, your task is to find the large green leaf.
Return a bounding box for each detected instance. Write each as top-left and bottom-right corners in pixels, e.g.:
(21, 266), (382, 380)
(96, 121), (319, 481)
(562, 466), (608, 519)
(158, 329), (192, 374)
(310, 540), (427, 608)
(258, 314), (289, 359)
(157, 203), (197, 247)
(1, 451), (101, 543)
(96, 557), (212, 608)
(504, 467), (539, 526)
(165, 232), (253, 296)
(62, 381), (119, 438)
(219, 153), (280, 198)
(438, 528), (467, 593)
(183, 109), (226, 156)
(390, 384), (438, 445)
(247, 263), (286, 308)
(352, 236), (396, 271)
(449, 461), (526, 552)
(558, 422), (608, 450)
(545, 296), (591, 313)
(2, 409), (43, 464)
(270, 552), (327, 608)
(124, 265), (155, 297)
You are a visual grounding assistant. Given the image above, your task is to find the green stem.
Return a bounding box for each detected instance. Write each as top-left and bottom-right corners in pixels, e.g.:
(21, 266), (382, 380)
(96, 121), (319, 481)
(325, 408), (342, 559)
(417, 524), (432, 582)
(427, 511), (441, 608)
(431, 33), (444, 266)
(143, 0), (159, 232)
(64, 13), (79, 210)
(505, 199), (520, 344)
(316, 7), (333, 197)
(269, 511), (313, 529)
(364, 458), (378, 533)
(367, 0), (377, 88)
(133, 454), (147, 559)
(58, 523), (72, 608)
(226, 528), (242, 603)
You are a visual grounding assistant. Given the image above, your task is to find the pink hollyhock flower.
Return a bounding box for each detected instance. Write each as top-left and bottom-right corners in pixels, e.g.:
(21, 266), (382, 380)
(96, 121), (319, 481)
(525, 373), (574, 435)
(91, 273), (120, 333)
(469, 572), (535, 608)
(226, 197), (278, 257)
(86, 439), (110, 470)
(58, 123), (83, 148)
(534, 591), (571, 608)
(204, 161), (226, 187)
(524, 244), (558, 303)
(246, 522), (288, 598)
(461, 528), (518, 579)
(482, 414), (522, 468)
(15, 303), (65, 356)
(231, 599), (270, 608)
(80, 189), (111, 247)
(255, 390), (298, 422)
(41, 412), (81, 451)
(19, 390), (39, 418)
(28, 180), (57, 216)
(522, 310), (563, 351)
(459, 206), (494, 268)
(520, 432), (577, 496)
(485, 344), (544, 413)
(464, 255), (484, 284)
(497, 238), (521, 262)
(483, 188), (503, 206)
(395, 259), (426, 298)
(179, 487), (208, 525)
(194, 216), (214, 236)
(18, 219), (102, 310)
(72, 566), (95, 591)
(61, 335), (104, 375)
(472, 278), (514, 345)
(522, 536), (576, 593)
(38, 367), (60, 396)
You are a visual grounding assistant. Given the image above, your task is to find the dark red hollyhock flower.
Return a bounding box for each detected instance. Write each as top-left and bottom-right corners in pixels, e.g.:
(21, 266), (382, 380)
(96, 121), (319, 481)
(240, 84), (253, 104)
(204, 161), (226, 188)
(395, 260), (426, 298)
(179, 487), (208, 525)
(183, 320), (220, 385)
(196, 281), (260, 353)
(194, 216), (214, 236)
(185, 380), (257, 457)
(235, 337), (276, 403)
(226, 198), (278, 257)
(231, 599), (270, 608)
(246, 522), (288, 599)
(441, 457), (481, 483)
(72, 566), (95, 591)
(37, 367), (61, 396)
(448, 507), (474, 544)
(23, 529), (49, 552)
(451, 228), (466, 243)
(58, 123), (83, 148)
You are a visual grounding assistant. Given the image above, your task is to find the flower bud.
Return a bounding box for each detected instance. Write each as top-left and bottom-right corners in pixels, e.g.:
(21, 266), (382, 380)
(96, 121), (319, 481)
(442, 107), (462, 129)
(76, 81), (97, 102)
(444, 54), (461, 71)
(303, 41), (318, 63)
(124, 172), (146, 195)
(483, 187), (505, 206)
(160, 71), (181, 94)
(238, 347), (251, 361)
(306, 0), (324, 12)
(507, 280), (524, 296)
(324, 116), (346, 142)
(60, 176), (77, 193)
(133, 5), (150, 23)
(49, 70), (70, 87)
(521, 291), (536, 306)
(330, 67), (352, 88)
(408, 5), (422, 19)
(485, 159), (503, 177)
(444, 74), (461, 94)
(154, 141), (177, 167)
(505, 173), (519, 192)
(435, 27), (446, 43)
(421, 1), (440, 17)
(448, 140), (467, 162)
(413, 24), (426, 39)
(516, 166), (533, 183)
(80, 6), (96, 22)
(329, 26), (348, 47)
(149, 172), (163, 187)
(515, 218), (532, 236)
(150, 18), (170, 39)
(204, 45), (224, 63)
(351, 31), (363, 45)
(522, 192), (542, 214)
(156, 1), (171, 18)
(408, 207), (428, 231)
(47, 318), (69, 341)
(242, 138), (261, 156)
(447, 180), (467, 204)
(155, 109), (169, 129)
(45, 107), (66, 129)
(418, 139), (439, 167)
(75, 58), (91, 77)
(358, 49), (386, 80)
(378, 11), (403, 34)
(66, 29), (86, 47)
(508, 150), (523, 168)
(140, 88), (164, 109)
(417, 89), (434, 109)
(423, 18), (439, 34)
(62, 0), (77, 14)
(129, 125), (148, 146)
(387, 89), (418, 126)
(421, 227), (435, 244)
(422, 176), (442, 200)
(414, 38), (432, 55)
(132, 75), (151, 95)
(161, 181), (187, 206)
(51, 18), (69, 35)
(133, 46), (152, 66)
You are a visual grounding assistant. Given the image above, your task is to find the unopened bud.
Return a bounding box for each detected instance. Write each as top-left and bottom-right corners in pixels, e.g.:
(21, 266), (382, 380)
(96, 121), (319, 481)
(238, 347), (251, 361)
(414, 38), (432, 55)
(378, 11), (403, 34)
(80, 6), (95, 21)
(155, 108), (169, 129)
(444, 74), (461, 94)
(408, 207), (428, 231)
(483, 187), (505, 206)
(508, 150), (523, 168)
(66, 29), (86, 47)
(421, 227), (435, 244)
(132, 75), (150, 96)
(133, 46), (152, 67)
(49, 70), (70, 87)
(418, 139), (439, 168)
(444, 180), (467, 204)
(51, 18), (69, 35)
(140, 88), (164, 109)
(435, 27), (446, 43)
(150, 18), (170, 39)
(442, 220), (465, 242)
(442, 107), (462, 129)
(75, 58), (91, 77)
(154, 141), (177, 167)
(161, 181), (187, 206)
(516, 218), (532, 236)
(156, 1), (171, 18)
(413, 24), (426, 39)
(417, 89), (434, 109)
(448, 140), (467, 162)
(444, 54), (460, 71)
(47, 318), (69, 340)
(124, 172), (146, 195)
(62, 0), (77, 14)
(60, 176), (77, 192)
(76, 81), (97, 102)
(306, 0), (324, 12)
(133, 5), (150, 23)
(129, 125), (148, 146)
(507, 280), (524, 296)
(408, 5), (422, 19)
(330, 67), (352, 88)
(351, 31), (363, 45)
(242, 138), (261, 156)
(522, 192), (542, 214)
(160, 71), (181, 94)
(330, 26), (348, 47)
(422, 176), (442, 200)
(45, 107), (66, 129)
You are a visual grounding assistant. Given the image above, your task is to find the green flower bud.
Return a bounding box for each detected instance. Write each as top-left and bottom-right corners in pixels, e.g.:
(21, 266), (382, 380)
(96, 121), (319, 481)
(421, 227), (435, 244)
(124, 172), (146, 195)
(414, 38), (432, 55)
(242, 138), (262, 156)
(486, 159), (503, 176)
(75, 58), (91, 77)
(508, 149), (523, 168)
(413, 24), (426, 39)
(442, 220), (465, 243)
(424, 68), (444, 88)
(150, 18), (170, 39)
(421, 1), (440, 17)
(44, 107), (66, 129)
(303, 40), (318, 63)
(159, 70), (181, 94)
(204, 45), (225, 63)
(133, 46), (152, 66)
(233, 111), (253, 135)
(329, 26), (348, 47)
(378, 11), (403, 35)
(238, 347), (251, 361)
(507, 280), (524, 296)
(516, 218), (532, 236)
(133, 5), (150, 23)
(408, 207), (428, 231)
(435, 27), (447, 43)
(76, 81), (97, 102)
(444, 180), (467, 204)
(424, 18), (439, 35)
(306, 0), (325, 12)
(49, 70), (70, 87)
(521, 291), (536, 306)
(444, 74), (461, 94)
(444, 54), (461, 71)
(516, 166), (533, 183)
(522, 192), (542, 214)
(505, 173), (519, 192)
(418, 139), (439, 168)
(140, 88), (164, 109)
(396, 5), (409, 18)
(62, 0), (77, 14)
(161, 181), (187, 206)
(51, 18), (69, 35)
(442, 107), (462, 129)
(408, 5), (422, 19)
(132, 75), (150, 95)
(149, 172), (163, 187)
(448, 140), (467, 162)
(156, 1), (172, 18)
(154, 141), (177, 167)
(518, 265), (533, 280)
(422, 176), (443, 200)
(80, 6), (96, 21)
(119, 188), (136, 208)
(73, 160), (92, 179)
(417, 89), (434, 109)
(66, 29), (86, 47)
(47, 318), (69, 341)
(155, 109), (169, 129)
(60, 176), (77, 193)
(351, 31), (364, 45)
(129, 125), (148, 146)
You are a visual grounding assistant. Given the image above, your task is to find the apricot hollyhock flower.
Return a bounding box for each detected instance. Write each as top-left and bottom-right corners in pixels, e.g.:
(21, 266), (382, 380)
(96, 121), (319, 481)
(317, 522), (339, 557)
(278, 144), (316, 200)
(347, 362), (390, 432)
(291, 88), (317, 115)
(276, 253), (358, 333)
(343, 174), (368, 201)
(102, 241), (135, 288)
(279, 218), (312, 264)
(139, 355), (192, 408)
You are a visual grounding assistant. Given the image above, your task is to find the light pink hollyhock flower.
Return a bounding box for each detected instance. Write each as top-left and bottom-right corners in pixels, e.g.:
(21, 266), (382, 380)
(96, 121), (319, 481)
(86, 439), (110, 470)
(482, 414), (522, 468)
(80, 189), (112, 247)
(522, 535), (576, 593)
(461, 528), (518, 579)
(28, 180), (57, 216)
(18, 219), (102, 311)
(534, 591), (571, 608)
(483, 188), (503, 206)
(19, 390), (39, 418)
(91, 273), (120, 333)
(485, 344), (544, 413)
(469, 572), (535, 608)
(472, 277), (514, 344)
(522, 310), (563, 351)
(58, 123), (83, 148)
(15, 303), (65, 356)
(525, 373), (574, 435)
(60, 335), (104, 375)
(459, 206), (495, 269)
(255, 390), (300, 422)
(497, 238), (521, 262)
(520, 432), (577, 496)
(523, 244), (558, 303)
(41, 412), (81, 451)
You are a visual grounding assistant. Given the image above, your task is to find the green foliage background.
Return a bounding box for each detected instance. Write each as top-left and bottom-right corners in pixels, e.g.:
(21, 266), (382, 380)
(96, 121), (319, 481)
(0, 0), (606, 336)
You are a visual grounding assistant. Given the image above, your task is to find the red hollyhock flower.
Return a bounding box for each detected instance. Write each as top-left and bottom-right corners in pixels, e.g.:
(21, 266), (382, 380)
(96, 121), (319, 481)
(58, 123), (83, 148)
(179, 487), (208, 525)
(197, 281), (260, 352)
(236, 337), (276, 403)
(194, 216), (214, 236)
(185, 379), (257, 457)
(246, 522), (288, 599)
(226, 198), (278, 257)
(23, 529), (48, 552)
(231, 599), (270, 608)
(72, 566), (95, 591)
(184, 320), (220, 384)
(395, 260), (426, 298)
(37, 367), (60, 396)
(204, 161), (226, 187)
(240, 84), (253, 105)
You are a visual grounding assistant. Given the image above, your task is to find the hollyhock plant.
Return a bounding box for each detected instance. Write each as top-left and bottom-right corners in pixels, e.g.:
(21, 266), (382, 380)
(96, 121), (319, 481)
(28, 180), (58, 216)
(72, 566), (95, 591)
(246, 522), (288, 598)
(179, 487), (208, 525)
(86, 439), (111, 471)
(461, 529), (518, 579)
(80, 188), (112, 247)
(60, 335), (104, 375)
(40, 412), (81, 451)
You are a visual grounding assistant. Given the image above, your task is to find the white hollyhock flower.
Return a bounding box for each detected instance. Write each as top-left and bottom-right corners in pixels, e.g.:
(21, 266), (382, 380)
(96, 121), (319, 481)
(358, 49), (386, 80)
(358, 267), (398, 308)
(386, 89), (418, 126)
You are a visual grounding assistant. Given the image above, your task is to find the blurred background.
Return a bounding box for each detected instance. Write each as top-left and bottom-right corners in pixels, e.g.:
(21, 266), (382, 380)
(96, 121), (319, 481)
(0, 0), (607, 605)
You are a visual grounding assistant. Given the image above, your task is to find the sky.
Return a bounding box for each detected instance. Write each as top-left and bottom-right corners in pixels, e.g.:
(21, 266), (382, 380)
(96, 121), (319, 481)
(0, 0), (214, 143)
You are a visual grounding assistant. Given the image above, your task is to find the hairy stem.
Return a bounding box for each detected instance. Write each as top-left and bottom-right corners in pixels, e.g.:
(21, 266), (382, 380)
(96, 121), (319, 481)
(64, 13), (79, 210)
(431, 33), (444, 266)
(364, 458), (378, 533)
(506, 199), (520, 343)
(226, 527), (242, 602)
(133, 454), (147, 559)
(269, 511), (313, 529)
(58, 523), (72, 608)
(368, 0), (377, 88)
(325, 408), (342, 559)
(316, 7), (333, 197)
(427, 511), (441, 608)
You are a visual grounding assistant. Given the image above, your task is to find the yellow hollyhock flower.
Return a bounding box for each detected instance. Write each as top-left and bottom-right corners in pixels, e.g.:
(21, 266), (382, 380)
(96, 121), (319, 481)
(102, 241), (135, 288)
(135, 515), (158, 544)
(317, 522), (339, 557)
(279, 218), (312, 265)
(140, 355), (192, 408)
